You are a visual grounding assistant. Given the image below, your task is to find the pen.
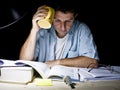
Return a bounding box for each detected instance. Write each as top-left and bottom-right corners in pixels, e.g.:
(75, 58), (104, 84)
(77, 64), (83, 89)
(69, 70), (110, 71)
(88, 67), (94, 72)
(77, 68), (80, 81)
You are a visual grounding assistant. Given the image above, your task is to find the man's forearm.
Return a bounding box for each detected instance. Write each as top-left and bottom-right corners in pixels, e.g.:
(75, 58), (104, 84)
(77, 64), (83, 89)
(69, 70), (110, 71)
(19, 43), (35, 60)
(19, 29), (37, 60)
(45, 56), (98, 68)
(59, 56), (98, 68)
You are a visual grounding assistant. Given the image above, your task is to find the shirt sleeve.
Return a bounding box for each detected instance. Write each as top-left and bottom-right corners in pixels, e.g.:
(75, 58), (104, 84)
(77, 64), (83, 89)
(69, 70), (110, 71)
(78, 23), (99, 60)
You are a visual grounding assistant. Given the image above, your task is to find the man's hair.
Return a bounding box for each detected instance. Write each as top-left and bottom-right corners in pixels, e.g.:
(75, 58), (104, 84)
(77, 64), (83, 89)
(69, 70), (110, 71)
(47, 0), (78, 16)
(55, 5), (77, 16)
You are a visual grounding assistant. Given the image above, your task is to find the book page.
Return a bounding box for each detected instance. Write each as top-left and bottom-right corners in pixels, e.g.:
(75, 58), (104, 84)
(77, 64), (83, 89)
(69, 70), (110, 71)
(15, 60), (51, 79)
(0, 59), (17, 66)
(78, 66), (120, 82)
(79, 67), (120, 78)
(47, 65), (79, 81)
(78, 69), (93, 81)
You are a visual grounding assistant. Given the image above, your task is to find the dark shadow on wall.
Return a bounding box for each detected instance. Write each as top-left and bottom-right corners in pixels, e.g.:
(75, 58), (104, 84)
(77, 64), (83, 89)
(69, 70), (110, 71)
(0, 0), (47, 60)
(79, 2), (119, 66)
(0, 1), (33, 60)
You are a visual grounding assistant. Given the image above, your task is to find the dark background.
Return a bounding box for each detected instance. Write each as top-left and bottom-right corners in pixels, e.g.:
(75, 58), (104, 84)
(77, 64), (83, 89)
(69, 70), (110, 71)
(0, 0), (119, 65)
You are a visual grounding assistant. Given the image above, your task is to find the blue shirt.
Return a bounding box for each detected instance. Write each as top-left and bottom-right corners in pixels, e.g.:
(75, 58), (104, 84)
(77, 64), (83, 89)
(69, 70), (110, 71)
(34, 20), (99, 62)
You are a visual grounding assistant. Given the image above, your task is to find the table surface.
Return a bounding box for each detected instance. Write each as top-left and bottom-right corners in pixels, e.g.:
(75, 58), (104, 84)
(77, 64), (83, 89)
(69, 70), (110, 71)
(0, 79), (120, 90)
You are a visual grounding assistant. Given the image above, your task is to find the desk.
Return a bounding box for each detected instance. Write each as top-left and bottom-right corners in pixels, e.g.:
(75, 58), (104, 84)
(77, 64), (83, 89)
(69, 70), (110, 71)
(0, 80), (120, 90)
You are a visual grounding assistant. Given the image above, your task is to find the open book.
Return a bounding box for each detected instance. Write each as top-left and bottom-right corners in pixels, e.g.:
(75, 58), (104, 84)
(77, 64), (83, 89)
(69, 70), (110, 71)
(0, 59), (79, 82)
(78, 66), (120, 81)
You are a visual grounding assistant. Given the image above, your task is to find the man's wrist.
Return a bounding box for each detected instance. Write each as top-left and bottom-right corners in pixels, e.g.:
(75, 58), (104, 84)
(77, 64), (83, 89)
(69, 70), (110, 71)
(56, 60), (60, 65)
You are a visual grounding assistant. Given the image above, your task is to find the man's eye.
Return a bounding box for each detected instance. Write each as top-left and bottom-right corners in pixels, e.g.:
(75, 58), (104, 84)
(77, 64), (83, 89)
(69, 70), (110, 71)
(66, 20), (70, 22)
(66, 20), (73, 23)
(55, 20), (60, 23)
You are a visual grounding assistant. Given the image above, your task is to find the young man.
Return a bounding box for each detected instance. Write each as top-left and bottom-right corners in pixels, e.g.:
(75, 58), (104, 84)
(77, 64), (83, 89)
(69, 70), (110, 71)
(19, 4), (99, 68)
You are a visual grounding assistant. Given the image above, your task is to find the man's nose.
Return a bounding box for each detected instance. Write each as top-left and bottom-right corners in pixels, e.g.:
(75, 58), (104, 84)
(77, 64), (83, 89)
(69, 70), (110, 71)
(61, 22), (66, 31)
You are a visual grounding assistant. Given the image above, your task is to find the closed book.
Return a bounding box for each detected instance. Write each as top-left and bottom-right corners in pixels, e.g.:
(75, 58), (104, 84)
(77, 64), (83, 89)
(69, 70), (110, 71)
(0, 66), (34, 84)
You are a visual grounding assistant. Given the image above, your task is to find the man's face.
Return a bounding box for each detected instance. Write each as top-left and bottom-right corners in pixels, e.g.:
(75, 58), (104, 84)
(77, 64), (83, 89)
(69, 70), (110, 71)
(53, 11), (75, 38)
